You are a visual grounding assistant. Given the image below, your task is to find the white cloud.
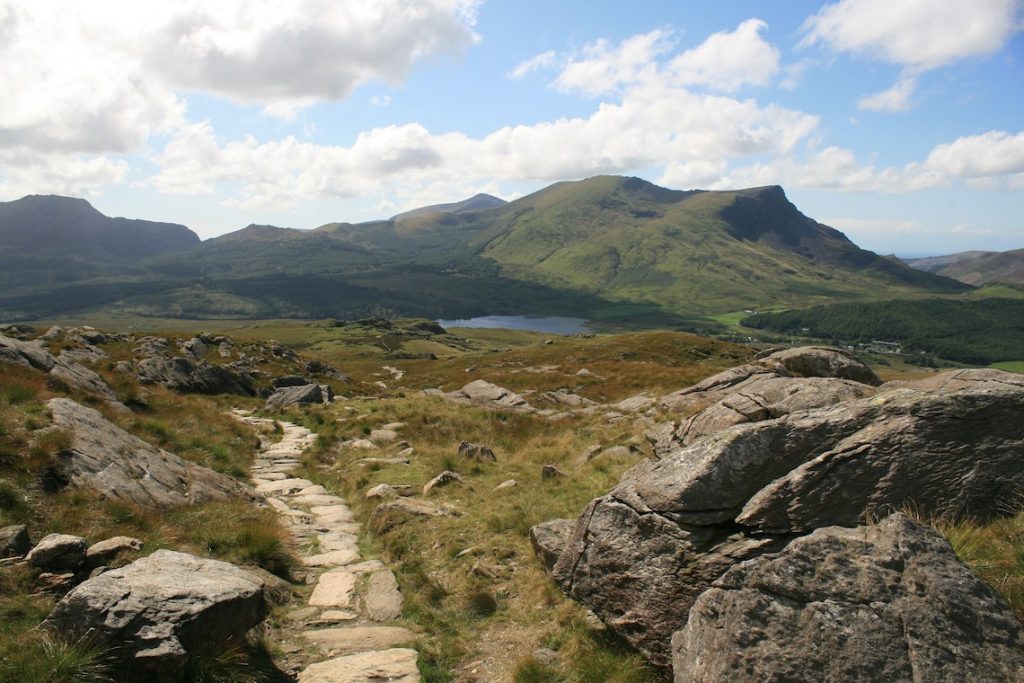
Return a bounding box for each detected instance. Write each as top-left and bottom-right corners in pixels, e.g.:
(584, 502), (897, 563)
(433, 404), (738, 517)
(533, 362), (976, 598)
(714, 129), (1024, 193)
(553, 20), (780, 97)
(925, 130), (1024, 177)
(801, 0), (1021, 71)
(669, 19), (780, 91)
(0, 150), (128, 198)
(857, 77), (916, 112)
(553, 30), (673, 96)
(0, 0), (478, 158)
(509, 50), (558, 78)
(370, 95), (392, 107)
(149, 85), (820, 208)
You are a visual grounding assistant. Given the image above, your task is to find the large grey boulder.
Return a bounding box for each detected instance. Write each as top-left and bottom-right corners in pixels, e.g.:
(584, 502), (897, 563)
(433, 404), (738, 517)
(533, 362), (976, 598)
(652, 347), (880, 456)
(47, 398), (252, 509)
(758, 346), (882, 385)
(26, 533), (87, 571)
(265, 383), (333, 409)
(545, 375), (1024, 668)
(136, 355), (255, 396)
(673, 514), (1024, 683)
(442, 379), (533, 411)
(43, 549), (268, 682)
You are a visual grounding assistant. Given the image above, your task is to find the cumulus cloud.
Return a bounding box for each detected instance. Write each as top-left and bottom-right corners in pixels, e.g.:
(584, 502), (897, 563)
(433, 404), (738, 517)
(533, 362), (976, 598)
(0, 150), (128, 198)
(149, 86), (820, 208)
(801, 0), (1021, 70)
(857, 77), (916, 112)
(553, 20), (779, 96)
(0, 0), (478, 158)
(669, 19), (780, 91)
(713, 130), (1024, 193)
(802, 0), (1022, 112)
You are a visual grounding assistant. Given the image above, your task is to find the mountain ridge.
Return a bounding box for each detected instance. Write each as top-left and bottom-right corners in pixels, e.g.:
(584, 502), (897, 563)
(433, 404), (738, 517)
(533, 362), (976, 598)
(0, 177), (971, 322)
(906, 248), (1024, 286)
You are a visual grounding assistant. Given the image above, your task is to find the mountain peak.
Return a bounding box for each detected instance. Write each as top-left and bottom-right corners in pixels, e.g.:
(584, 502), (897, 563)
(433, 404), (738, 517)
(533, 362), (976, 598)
(391, 193), (507, 221)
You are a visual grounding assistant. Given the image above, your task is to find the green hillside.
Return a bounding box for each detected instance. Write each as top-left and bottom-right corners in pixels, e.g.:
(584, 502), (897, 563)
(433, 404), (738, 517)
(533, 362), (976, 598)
(0, 177), (970, 323)
(742, 296), (1024, 364)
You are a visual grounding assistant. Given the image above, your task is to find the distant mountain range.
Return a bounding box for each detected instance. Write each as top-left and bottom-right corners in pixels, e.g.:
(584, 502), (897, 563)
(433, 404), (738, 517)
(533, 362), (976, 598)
(905, 249), (1024, 286)
(0, 177), (970, 324)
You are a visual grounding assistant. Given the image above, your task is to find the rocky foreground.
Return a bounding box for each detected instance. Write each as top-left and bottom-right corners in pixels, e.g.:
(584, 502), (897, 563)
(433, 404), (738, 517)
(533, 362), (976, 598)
(533, 347), (1024, 679)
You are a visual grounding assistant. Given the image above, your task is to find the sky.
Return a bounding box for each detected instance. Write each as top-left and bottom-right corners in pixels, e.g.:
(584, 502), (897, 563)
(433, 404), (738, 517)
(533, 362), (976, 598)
(0, 0), (1022, 256)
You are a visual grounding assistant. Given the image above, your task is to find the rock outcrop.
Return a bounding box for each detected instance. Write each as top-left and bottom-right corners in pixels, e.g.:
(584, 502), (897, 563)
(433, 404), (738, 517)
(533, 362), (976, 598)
(0, 524), (30, 558)
(43, 550), (268, 682)
(441, 379), (533, 411)
(673, 514), (1024, 682)
(136, 355), (255, 396)
(47, 398), (252, 509)
(651, 346), (880, 457)
(0, 333), (120, 404)
(266, 383), (334, 409)
(540, 369), (1024, 669)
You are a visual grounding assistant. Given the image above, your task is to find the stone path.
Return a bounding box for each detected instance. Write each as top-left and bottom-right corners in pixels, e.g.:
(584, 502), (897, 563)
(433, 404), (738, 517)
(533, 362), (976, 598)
(232, 410), (421, 682)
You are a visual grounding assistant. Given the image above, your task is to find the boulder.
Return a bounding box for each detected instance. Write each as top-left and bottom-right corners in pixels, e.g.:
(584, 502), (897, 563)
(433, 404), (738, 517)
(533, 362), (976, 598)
(0, 524), (30, 558)
(458, 441), (496, 463)
(672, 514), (1024, 683)
(85, 536), (143, 568)
(545, 376), (1024, 668)
(364, 484), (413, 500)
(541, 464), (566, 479)
(529, 519), (573, 575)
(43, 550), (267, 682)
(0, 333), (120, 403)
(443, 379), (533, 411)
(47, 398), (252, 509)
(26, 533), (87, 571)
(422, 470), (464, 495)
(266, 383), (333, 409)
(537, 389), (597, 408)
(369, 498), (459, 533)
(760, 345), (882, 385)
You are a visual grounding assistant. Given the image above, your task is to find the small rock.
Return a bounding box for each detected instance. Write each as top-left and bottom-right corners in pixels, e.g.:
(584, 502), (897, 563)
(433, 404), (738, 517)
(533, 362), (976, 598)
(348, 439), (377, 450)
(458, 441), (496, 463)
(364, 569), (404, 621)
(541, 465), (566, 479)
(533, 648), (560, 665)
(37, 572), (77, 593)
(381, 422), (406, 431)
(494, 479), (518, 491)
(26, 533), (87, 571)
(370, 429), (400, 443)
(309, 570), (356, 608)
(298, 647), (419, 683)
(365, 484), (413, 500)
(423, 470), (464, 496)
(85, 536), (142, 568)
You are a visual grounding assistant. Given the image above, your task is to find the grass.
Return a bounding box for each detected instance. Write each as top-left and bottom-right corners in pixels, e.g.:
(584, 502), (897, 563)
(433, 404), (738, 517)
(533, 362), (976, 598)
(938, 509), (1024, 619)
(991, 360), (1024, 374)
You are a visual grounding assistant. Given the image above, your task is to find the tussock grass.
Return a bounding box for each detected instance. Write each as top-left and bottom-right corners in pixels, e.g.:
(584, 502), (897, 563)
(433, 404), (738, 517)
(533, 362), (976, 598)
(938, 509), (1024, 618)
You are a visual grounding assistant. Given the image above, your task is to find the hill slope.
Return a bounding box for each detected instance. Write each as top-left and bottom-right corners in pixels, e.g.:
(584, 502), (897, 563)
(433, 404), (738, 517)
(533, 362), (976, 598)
(0, 195), (199, 292)
(907, 249), (1024, 286)
(0, 179), (970, 322)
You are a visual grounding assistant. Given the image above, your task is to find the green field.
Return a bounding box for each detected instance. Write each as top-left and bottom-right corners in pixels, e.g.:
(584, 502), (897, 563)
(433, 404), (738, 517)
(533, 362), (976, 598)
(991, 361), (1024, 373)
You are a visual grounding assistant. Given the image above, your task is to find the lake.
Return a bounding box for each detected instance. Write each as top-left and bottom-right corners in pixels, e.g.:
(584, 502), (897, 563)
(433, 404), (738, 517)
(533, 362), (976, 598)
(436, 315), (592, 334)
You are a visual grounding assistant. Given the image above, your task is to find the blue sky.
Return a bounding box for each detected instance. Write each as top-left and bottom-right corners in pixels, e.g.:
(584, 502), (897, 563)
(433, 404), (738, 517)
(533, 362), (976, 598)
(0, 0), (1022, 256)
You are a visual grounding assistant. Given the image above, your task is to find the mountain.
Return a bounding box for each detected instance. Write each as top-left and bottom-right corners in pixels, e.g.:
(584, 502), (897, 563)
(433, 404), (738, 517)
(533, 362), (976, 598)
(390, 193), (506, 221)
(906, 249), (1024, 286)
(0, 195), (199, 292)
(0, 179), (970, 323)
